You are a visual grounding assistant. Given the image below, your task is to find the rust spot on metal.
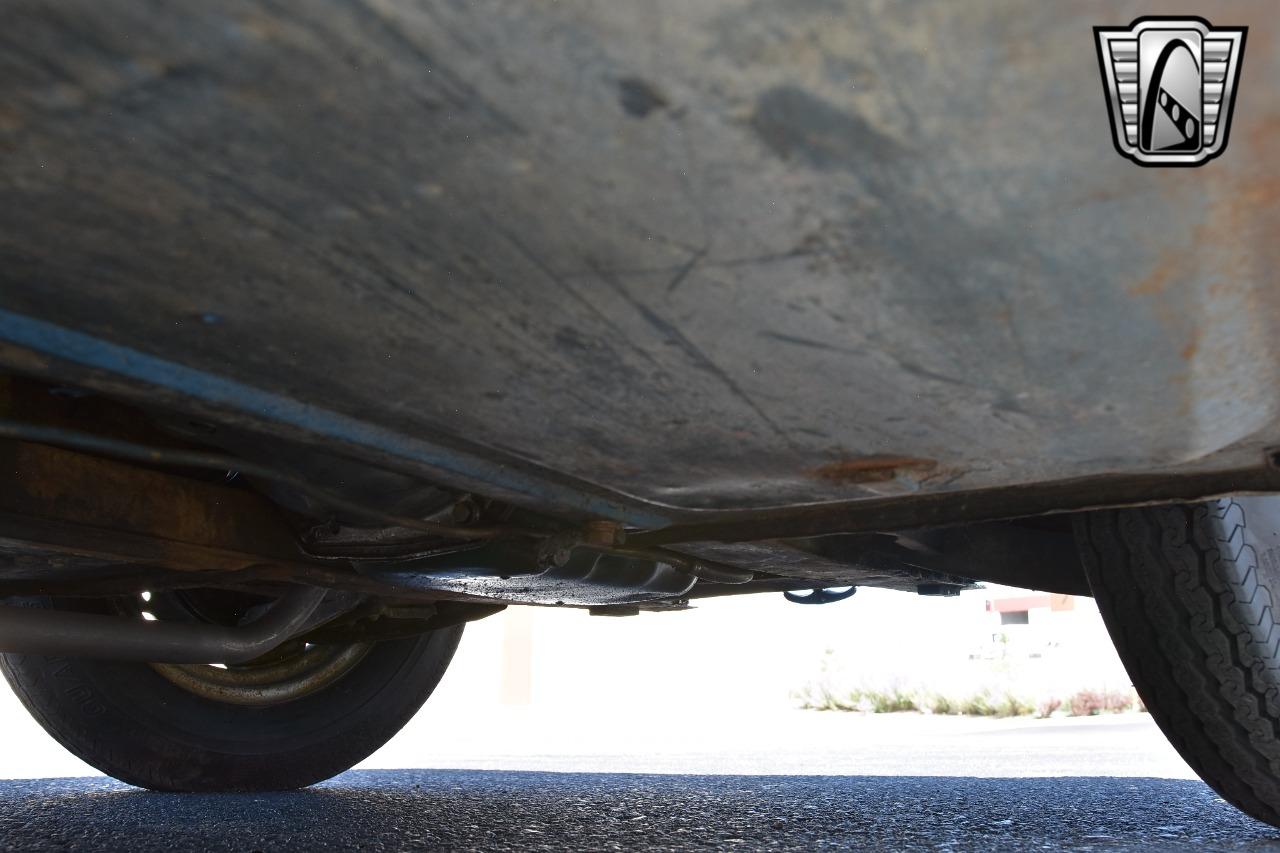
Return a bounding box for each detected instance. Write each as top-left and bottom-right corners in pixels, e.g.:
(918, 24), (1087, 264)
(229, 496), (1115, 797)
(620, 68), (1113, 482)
(1179, 321), (1202, 363)
(810, 455), (938, 484)
(0, 439), (304, 571)
(1248, 112), (1280, 161)
(1234, 175), (1280, 213)
(1129, 249), (1184, 296)
(582, 519), (625, 547)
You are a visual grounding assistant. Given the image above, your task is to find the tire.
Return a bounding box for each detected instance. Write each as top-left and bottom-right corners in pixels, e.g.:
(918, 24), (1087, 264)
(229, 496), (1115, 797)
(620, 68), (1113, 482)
(0, 600), (463, 792)
(1076, 497), (1280, 826)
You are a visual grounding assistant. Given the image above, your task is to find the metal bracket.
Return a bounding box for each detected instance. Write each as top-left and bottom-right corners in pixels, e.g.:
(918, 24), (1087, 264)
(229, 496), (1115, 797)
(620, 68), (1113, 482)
(783, 586), (858, 605)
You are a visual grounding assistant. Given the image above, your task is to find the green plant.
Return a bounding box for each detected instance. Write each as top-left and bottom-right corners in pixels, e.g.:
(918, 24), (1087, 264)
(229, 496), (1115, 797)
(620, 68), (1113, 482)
(800, 683), (1113, 719)
(948, 690), (1035, 717)
(869, 687), (919, 714)
(831, 689), (864, 712)
(998, 694), (1035, 717)
(794, 685), (848, 711)
(959, 691), (997, 716)
(813, 687), (852, 712)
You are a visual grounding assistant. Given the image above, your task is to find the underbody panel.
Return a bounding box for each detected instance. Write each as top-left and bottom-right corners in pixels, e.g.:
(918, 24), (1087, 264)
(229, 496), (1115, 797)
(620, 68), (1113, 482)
(2, 1), (1278, 534)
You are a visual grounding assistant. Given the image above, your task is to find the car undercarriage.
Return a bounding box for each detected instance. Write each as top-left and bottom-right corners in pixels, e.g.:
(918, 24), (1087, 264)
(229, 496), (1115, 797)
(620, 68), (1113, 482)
(4, 0), (1280, 830)
(0, 364), (1211, 645)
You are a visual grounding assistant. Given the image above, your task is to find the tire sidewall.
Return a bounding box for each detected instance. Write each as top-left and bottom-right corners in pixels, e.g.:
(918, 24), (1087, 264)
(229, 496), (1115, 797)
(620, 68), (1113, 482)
(1, 597), (463, 791)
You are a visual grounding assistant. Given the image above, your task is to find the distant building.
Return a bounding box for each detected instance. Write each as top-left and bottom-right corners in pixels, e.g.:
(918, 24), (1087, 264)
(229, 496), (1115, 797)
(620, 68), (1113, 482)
(974, 591), (1130, 692)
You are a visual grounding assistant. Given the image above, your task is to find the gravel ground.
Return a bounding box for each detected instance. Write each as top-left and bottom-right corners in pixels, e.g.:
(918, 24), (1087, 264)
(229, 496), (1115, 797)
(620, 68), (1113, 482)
(1, 770), (1278, 851)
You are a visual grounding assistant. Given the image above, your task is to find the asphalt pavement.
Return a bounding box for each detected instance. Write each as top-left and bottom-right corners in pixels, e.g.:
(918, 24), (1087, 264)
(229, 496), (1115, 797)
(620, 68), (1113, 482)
(0, 770), (1277, 851)
(3, 715), (1279, 850)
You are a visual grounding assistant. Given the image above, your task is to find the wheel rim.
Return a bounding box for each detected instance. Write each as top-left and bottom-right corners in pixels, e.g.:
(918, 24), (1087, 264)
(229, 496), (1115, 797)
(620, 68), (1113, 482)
(150, 642), (372, 706)
(131, 589), (372, 707)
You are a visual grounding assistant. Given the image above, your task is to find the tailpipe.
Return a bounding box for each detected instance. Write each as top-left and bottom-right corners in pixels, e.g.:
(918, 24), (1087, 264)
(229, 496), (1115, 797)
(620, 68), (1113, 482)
(0, 586), (327, 664)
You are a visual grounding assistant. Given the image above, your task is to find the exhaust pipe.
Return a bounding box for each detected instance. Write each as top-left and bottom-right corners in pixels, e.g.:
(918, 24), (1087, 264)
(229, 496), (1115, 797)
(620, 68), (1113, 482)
(0, 586), (327, 664)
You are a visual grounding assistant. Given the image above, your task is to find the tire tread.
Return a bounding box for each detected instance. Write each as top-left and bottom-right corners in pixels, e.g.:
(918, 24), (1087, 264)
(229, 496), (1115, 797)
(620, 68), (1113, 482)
(1078, 500), (1280, 825)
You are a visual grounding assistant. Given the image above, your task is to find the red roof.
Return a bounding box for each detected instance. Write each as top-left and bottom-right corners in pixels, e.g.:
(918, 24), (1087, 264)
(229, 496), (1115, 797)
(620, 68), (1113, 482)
(986, 594), (1075, 613)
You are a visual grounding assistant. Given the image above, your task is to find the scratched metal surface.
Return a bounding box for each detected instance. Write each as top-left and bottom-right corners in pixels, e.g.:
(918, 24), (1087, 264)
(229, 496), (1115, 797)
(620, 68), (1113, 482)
(0, 1), (1277, 513)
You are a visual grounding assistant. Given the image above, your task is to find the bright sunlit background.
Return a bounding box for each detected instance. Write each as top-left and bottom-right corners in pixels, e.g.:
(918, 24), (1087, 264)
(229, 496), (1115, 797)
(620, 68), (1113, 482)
(1, 582), (1195, 782)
